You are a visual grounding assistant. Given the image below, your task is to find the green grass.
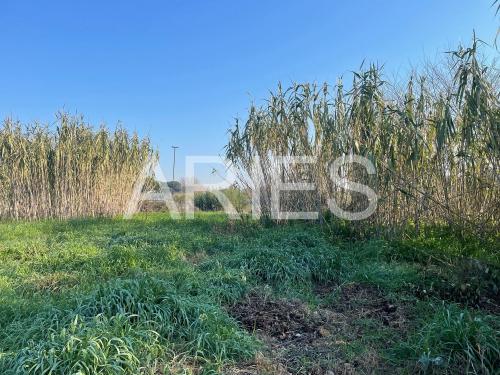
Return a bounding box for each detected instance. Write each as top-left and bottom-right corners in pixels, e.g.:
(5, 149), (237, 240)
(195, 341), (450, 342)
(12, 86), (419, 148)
(0, 212), (498, 374)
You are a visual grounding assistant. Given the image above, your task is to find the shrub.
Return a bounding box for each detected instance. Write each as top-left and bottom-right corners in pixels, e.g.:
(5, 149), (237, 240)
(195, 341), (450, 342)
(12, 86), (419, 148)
(167, 180), (182, 193)
(194, 192), (223, 211)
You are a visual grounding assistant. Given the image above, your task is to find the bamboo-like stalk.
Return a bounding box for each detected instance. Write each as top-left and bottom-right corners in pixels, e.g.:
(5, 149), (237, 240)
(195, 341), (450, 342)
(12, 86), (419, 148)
(0, 113), (155, 220)
(225, 38), (500, 233)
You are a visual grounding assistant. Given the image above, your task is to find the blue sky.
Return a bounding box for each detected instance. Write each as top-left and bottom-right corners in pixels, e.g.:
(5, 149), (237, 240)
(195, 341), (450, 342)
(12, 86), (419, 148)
(1, 0), (498, 181)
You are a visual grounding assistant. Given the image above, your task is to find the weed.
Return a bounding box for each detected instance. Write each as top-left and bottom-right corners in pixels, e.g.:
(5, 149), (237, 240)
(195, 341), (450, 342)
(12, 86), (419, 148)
(399, 304), (499, 374)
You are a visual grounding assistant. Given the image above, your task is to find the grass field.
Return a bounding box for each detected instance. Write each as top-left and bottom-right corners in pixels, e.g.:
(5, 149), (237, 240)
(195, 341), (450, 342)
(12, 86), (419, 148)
(0, 213), (498, 374)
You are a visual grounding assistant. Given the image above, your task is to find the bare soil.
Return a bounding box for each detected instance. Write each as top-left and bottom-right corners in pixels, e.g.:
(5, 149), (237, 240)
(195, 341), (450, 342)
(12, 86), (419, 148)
(226, 284), (407, 374)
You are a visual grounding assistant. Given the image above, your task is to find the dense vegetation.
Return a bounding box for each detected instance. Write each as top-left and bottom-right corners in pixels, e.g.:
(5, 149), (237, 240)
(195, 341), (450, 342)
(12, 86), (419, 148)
(226, 38), (499, 233)
(0, 213), (498, 374)
(0, 113), (154, 220)
(0, 6), (498, 375)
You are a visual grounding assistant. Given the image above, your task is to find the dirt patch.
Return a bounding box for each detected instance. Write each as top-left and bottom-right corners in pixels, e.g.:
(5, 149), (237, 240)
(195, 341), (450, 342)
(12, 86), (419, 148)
(229, 293), (321, 341)
(224, 352), (291, 375)
(316, 282), (407, 330)
(228, 286), (412, 374)
(477, 299), (500, 315)
(228, 292), (383, 374)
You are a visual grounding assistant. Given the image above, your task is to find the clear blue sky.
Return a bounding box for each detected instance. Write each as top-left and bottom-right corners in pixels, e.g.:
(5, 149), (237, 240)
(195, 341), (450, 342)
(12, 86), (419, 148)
(1, 0), (498, 181)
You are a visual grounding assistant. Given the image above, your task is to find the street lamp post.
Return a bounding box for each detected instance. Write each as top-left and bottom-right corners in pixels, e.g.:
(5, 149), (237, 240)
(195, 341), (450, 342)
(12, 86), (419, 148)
(171, 146), (179, 181)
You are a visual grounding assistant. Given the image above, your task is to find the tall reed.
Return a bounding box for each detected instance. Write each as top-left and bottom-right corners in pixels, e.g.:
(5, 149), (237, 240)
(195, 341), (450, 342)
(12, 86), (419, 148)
(225, 38), (500, 233)
(0, 113), (155, 220)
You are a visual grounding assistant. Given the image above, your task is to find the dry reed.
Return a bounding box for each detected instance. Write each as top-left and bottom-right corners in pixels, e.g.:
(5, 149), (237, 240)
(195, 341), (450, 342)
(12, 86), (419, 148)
(0, 113), (155, 220)
(225, 38), (500, 233)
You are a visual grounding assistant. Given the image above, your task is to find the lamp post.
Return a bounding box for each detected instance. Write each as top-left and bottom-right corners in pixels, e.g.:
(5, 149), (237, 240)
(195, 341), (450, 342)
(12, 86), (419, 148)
(171, 146), (179, 181)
